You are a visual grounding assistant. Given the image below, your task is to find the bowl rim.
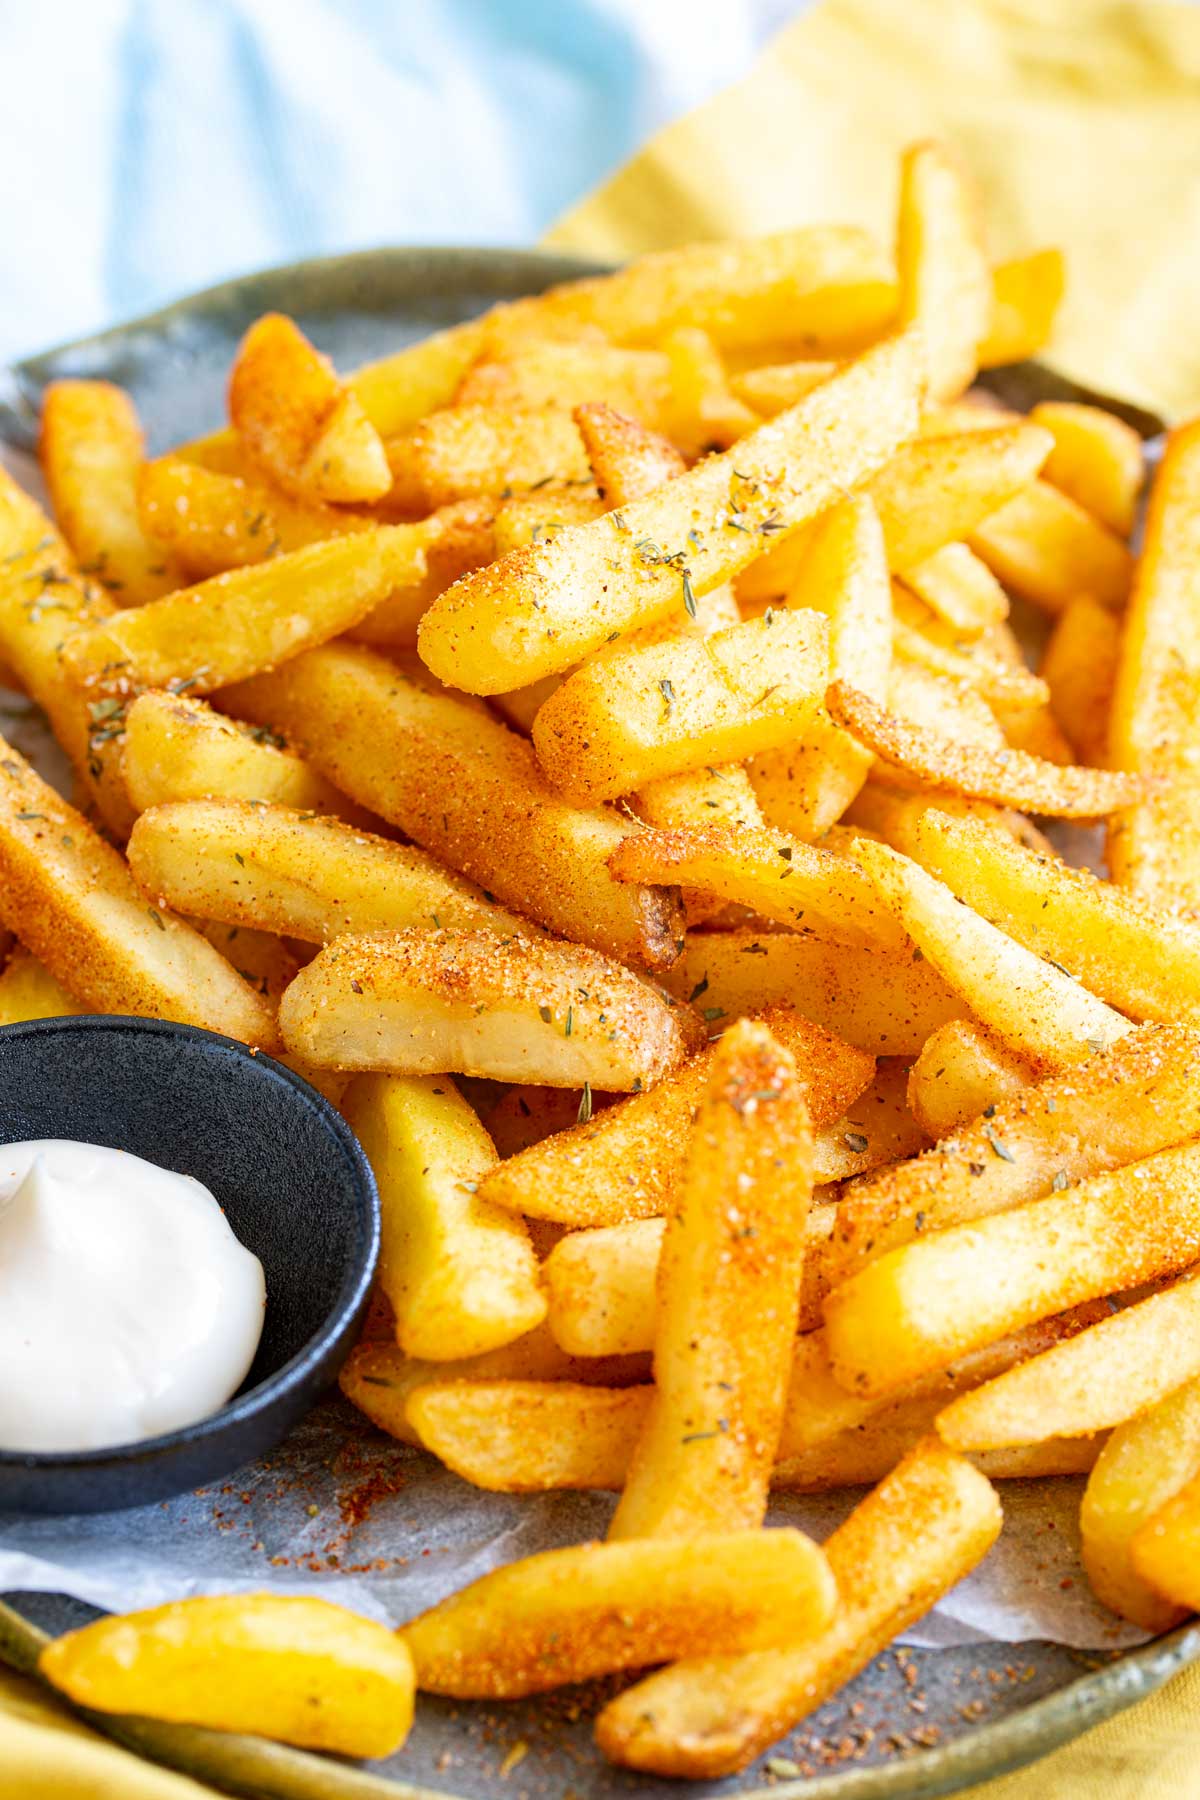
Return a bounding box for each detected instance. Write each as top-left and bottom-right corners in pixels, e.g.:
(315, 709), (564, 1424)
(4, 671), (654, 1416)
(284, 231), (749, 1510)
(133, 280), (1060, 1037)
(0, 1013), (379, 1471)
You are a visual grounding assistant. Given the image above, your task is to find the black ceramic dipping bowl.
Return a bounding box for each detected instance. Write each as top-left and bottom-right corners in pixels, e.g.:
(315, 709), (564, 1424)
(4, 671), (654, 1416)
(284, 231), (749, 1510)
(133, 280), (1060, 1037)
(0, 1015), (379, 1515)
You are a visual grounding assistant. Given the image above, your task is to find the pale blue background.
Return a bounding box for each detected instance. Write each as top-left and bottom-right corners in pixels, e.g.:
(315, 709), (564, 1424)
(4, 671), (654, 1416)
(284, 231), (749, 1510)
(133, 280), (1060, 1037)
(0, 0), (793, 363)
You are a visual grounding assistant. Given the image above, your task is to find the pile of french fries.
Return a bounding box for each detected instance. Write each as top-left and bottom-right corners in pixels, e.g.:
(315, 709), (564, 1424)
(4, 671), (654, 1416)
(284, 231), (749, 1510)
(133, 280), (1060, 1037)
(17, 140), (1200, 1776)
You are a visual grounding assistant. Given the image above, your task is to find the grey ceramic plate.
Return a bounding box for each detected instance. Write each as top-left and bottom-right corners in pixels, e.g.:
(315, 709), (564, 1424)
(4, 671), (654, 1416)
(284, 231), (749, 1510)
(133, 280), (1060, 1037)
(0, 245), (1188, 1799)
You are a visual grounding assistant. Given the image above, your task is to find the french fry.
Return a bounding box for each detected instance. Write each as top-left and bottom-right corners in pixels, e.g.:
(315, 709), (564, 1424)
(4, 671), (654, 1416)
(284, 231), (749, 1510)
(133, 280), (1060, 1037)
(416, 332), (924, 694)
(229, 313), (391, 503)
(895, 141), (991, 403)
(408, 1379), (651, 1488)
(608, 1020), (815, 1539)
(478, 1004), (871, 1226)
(906, 1018), (1035, 1137)
(900, 541), (1009, 633)
(279, 928), (701, 1088)
(632, 763), (764, 835)
(220, 643), (684, 969)
(891, 609), (1049, 715)
(830, 1024), (1200, 1284)
(886, 656), (1008, 748)
(776, 1409), (1099, 1492)
(575, 399), (685, 506)
(137, 457), (374, 577)
(970, 479), (1132, 612)
(1130, 1469), (1200, 1618)
(399, 1529), (837, 1698)
(1081, 1374), (1200, 1631)
(62, 524), (428, 700)
(491, 484), (605, 555)
(823, 1142), (1200, 1398)
(662, 927), (960, 1057)
(662, 326), (759, 455)
(0, 734), (278, 1047)
(385, 405), (589, 513)
(349, 497), (498, 646)
(127, 800), (530, 944)
(39, 1595), (414, 1758)
(828, 681), (1144, 816)
(730, 360), (839, 417)
(484, 1083), (607, 1157)
(815, 1059), (927, 1180)
(1108, 422), (1200, 914)
(457, 339), (672, 428)
(1030, 401), (1143, 536)
(938, 1274), (1200, 1449)
(594, 1440), (1001, 1778)
(1040, 596), (1121, 769)
(532, 609), (828, 805)
(0, 946), (85, 1025)
(194, 918), (298, 1002)
(978, 248), (1066, 366)
(39, 380), (184, 604)
(341, 1073), (544, 1360)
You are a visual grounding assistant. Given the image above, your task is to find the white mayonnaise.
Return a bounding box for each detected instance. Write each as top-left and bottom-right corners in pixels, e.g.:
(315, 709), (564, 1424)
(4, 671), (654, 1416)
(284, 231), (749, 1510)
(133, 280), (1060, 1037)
(0, 1140), (265, 1452)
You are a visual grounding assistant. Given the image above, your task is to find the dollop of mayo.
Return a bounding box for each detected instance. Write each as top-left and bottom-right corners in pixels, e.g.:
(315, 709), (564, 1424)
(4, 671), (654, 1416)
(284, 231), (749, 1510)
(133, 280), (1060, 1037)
(0, 1141), (265, 1452)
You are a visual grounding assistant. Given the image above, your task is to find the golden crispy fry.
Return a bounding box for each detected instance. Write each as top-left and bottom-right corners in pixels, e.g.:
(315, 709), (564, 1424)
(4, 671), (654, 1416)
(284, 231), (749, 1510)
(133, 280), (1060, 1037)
(408, 1379), (651, 1488)
(575, 400), (685, 506)
(1030, 401), (1143, 536)
(1130, 1469), (1200, 1617)
(457, 339), (671, 428)
(0, 735), (277, 1046)
(532, 610), (827, 805)
(194, 917), (298, 1001)
(662, 326), (759, 455)
(814, 1059), (927, 1180)
(886, 657), (1008, 750)
(385, 405), (589, 513)
(828, 681), (1144, 816)
(729, 360), (838, 417)
(891, 626), (1045, 722)
(417, 333), (924, 694)
(62, 524), (427, 701)
(776, 1402), (1099, 1492)
(127, 800), (529, 945)
(900, 541), (1009, 633)
(137, 457), (374, 577)
(491, 485), (604, 555)
(39, 380), (184, 604)
(349, 496), (499, 646)
(229, 313), (391, 503)
(484, 1083), (606, 1157)
(908, 807), (1200, 1026)
(1108, 422), (1200, 913)
(906, 1018), (1035, 1137)
(1081, 1374), (1200, 1631)
(595, 1440), (1001, 1778)
(221, 644), (683, 968)
(824, 1143), (1200, 1398)
(971, 479), (1132, 613)
(39, 1594), (414, 1758)
(608, 1021), (814, 1539)
(632, 764), (763, 836)
(280, 928), (700, 1087)
(400, 1529), (836, 1698)
(1040, 595), (1121, 769)
(895, 141), (990, 403)
(0, 946), (85, 1024)
(978, 249), (1066, 367)
(341, 1073), (544, 1360)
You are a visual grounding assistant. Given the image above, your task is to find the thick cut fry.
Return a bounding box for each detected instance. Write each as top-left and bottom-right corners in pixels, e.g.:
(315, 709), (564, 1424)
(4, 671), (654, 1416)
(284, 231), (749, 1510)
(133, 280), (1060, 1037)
(1040, 596), (1121, 769)
(479, 1004), (871, 1226)
(1030, 401), (1143, 536)
(280, 928), (700, 1088)
(39, 1595), (414, 1758)
(408, 1379), (651, 1488)
(895, 141), (990, 403)
(386, 405), (589, 513)
(778, 1420), (1098, 1491)
(575, 400), (686, 506)
(816, 1059), (927, 1180)
(1109, 422), (1200, 914)
(595, 1440), (1001, 1778)
(662, 928), (960, 1057)
(978, 249), (1066, 366)
(828, 681), (1143, 817)
(1081, 1375), (1200, 1631)
(533, 610), (827, 805)
(457, 340), (671, 428)
(907, 1018), (1035, 1137)
(632, 763), (763, 834)
(1131, 1470), (1200, 1617)
(938, 1275), (1200, 1449)
(609, 1021), (815, 1539)
(62, 525), (427, 700)
(137, 457), (375, 577)
(120, 691), (368, 822)
(220, 644), (683, 969)
(0, 735), (277, 1047)
(824, 1143), (1200, 1398)
(662, 326), (758, 455)
(341, 1073), (543, 1360)
(484, 1083), (605, 1158)
(39, 380), (183, 604)
(417, 333), (924, 693)
(730, 360), (838, 416)
(971, 480), (1132, 613)
(900, 541), (1009, 633)
(349, 497), (498, 645)
(0, 946), (85, 1025)
(891, 604), (1048, 713)
(229, 313), (391, 503)
(908, 808), (1200, 1026)
(400, 1529), (836, 1698)
(491, 485), (604, 555)
(127, 801), (529, 945)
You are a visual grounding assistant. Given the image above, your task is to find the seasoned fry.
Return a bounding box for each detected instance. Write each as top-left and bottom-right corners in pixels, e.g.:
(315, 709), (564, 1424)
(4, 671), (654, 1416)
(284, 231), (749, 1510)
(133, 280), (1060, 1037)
(891, 620), (1047, 719)
(1030, 401), (1143, 536)
(906, 1018), (1035, 1137)
(1040, 596), (1121, 769)
(279, 928), (701, 1088)
(828, 681), (1144, 816)
(824, 1142), (1200, 1398)
(900, 541), (1008, 633)
(0, 946), (85, 1025)
(229, 313), (391, 503)
(39, 380), (184, 604)
(417, 332), (924, 694)
(595, 1440), (1001, 1778)
(895, 141), (990, 403)
(39, 1594), (414, 1757)
(137, 457), (374, 577)
(127, 800), (530, 944)
(386, 405), (589, 513)
(491, 484), (604, 555)
(400, 1529), (836, 1698)
(575, 399), (685, 506)
(662, 326), (759, 454)
(815, 1059), (927, 1180)
(221, 643), (683, 968)
(408, 1379), (650, 1488)
(457, 339), (671, 427)
(632, 764), (763, 837)
(349, 497), (498, 645)
(978, 248), (1066, 366)
(1130, 1469), (1200, 1617)
(730, 360), (838, 417)
(608, 1021), (814, 1539)
(970, 479), (1132, 612)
